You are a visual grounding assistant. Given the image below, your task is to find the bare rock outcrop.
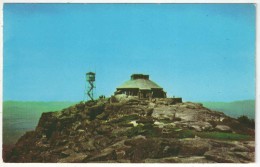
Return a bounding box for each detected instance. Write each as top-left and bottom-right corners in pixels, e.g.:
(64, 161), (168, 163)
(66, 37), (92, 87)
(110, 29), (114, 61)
(5, 95), (255, 163)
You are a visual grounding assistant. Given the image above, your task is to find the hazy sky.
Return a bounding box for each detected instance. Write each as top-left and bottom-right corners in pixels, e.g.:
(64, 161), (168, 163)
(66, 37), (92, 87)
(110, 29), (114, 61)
(3, 4), (255, 102)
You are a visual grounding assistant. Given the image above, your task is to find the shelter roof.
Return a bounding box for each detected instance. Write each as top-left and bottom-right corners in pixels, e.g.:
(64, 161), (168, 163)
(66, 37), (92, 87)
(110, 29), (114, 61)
(117, 74), (162, 90)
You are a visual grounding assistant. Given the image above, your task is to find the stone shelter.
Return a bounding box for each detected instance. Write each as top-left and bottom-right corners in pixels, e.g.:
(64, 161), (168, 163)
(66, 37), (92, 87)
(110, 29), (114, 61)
(114, 74), (167, 99)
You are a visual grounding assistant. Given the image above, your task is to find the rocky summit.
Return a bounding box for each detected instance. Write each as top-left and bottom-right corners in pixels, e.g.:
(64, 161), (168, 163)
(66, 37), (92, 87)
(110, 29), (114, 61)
(5, 95), (255, 163)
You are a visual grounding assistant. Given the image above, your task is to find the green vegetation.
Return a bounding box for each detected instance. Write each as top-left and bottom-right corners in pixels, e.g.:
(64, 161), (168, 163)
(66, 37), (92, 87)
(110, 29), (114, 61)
(158, 119), (172, 124)
(173, 129), (195, 138)
(176, 129), (253, 141)
(125, 125), (253, 141)
(3, 101), (78, 145)
(237, 115), (255, 129)
(201, 100), (255, 119)
(195, 131), (253, 140)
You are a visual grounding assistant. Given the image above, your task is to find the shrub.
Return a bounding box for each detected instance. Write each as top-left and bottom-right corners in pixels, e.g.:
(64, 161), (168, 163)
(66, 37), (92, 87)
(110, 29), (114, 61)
(196, 131), (252, 140)
(237, 115), (255, 129)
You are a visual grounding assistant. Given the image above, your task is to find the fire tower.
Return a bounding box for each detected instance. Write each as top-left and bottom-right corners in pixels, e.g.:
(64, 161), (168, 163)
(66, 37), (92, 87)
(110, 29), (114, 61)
(85, 72), (95, 101)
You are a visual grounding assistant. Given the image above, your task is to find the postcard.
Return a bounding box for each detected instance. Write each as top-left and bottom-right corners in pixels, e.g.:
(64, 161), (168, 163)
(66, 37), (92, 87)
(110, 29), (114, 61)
(2, 2), (257, 164)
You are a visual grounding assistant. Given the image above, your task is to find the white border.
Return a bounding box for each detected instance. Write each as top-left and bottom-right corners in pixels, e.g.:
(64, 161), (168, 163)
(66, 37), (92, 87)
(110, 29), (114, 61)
(0, 1), (259, 167)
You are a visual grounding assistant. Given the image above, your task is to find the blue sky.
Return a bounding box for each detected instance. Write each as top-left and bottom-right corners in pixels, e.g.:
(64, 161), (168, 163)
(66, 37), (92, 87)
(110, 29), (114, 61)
(3, 4), (255, 102)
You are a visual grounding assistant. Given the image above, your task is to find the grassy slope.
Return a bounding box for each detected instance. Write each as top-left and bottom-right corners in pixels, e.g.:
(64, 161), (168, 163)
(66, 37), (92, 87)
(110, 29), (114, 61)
(201, 100), (255, 119)
(3, 101), (78, 145)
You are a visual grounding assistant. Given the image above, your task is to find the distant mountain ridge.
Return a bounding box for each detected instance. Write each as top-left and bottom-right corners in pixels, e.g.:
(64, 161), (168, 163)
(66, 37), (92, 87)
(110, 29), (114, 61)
(3, 101), (78, 145)
(201, 100), (255, 119)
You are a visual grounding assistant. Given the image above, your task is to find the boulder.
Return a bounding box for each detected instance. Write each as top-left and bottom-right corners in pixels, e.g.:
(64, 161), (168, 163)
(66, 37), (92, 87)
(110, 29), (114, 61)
(243, 141), (255, 152)
(189, 121), (213, 132)
(87, 148), (117, 162)
(178, 138), (212, 156)
(230, 145), (250, 152)
(113, 94), (138, 103)
(190, 125), (202, 132)
(60, 149), (75, 158)
(58, 153), (88, 163)
(204, 147), (254, 163)
(152, 106), (176, 120)
(215, 125), (232, 132)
